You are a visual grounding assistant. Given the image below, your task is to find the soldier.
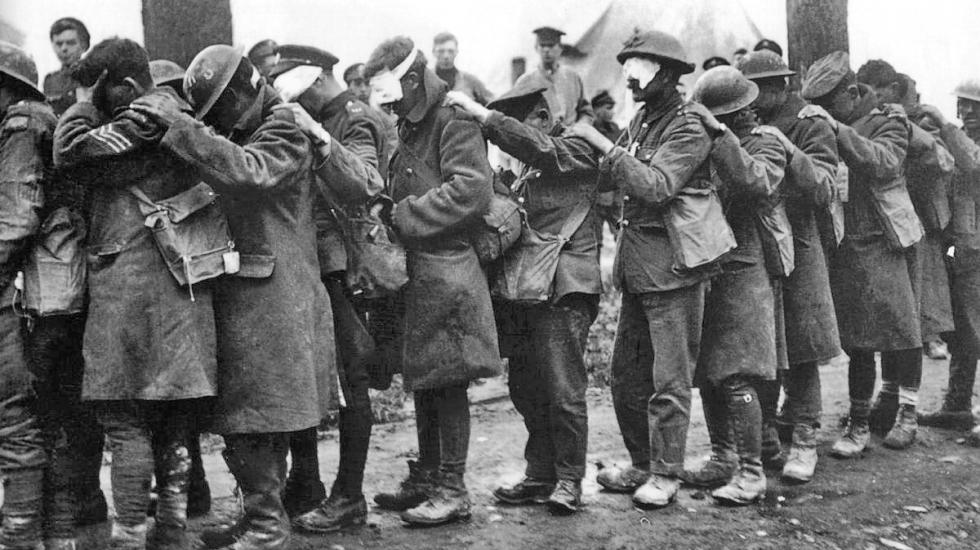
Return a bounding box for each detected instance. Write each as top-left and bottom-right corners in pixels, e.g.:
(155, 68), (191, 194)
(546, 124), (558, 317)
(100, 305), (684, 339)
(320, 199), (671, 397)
(0, 41), (52, 550)
(513, 27), (592, 124)
(247, 39), (279, 79)
(446, 81), (602, 514)
(432, 32), (494, 105)
(132, 44), (338, 549)
(566, 30), (719, 509)
(342, 63), (371, 104)
(363, 36), (501, 527)
(684, 65), (793, 505)
(737, 49), (841, 483)
(916, 82), (980, 435)
(857, 60), (955, 436)
(268, 44), (387, 532)
(43, 17), (89, 116)
(54, 38), (219, 549)
(799, 51), (922, 457)
(591, 90), (622, 239)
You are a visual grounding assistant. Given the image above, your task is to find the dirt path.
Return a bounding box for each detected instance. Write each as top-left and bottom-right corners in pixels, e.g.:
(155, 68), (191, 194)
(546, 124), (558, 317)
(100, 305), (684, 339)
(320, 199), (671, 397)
(73, 355), (980, 550)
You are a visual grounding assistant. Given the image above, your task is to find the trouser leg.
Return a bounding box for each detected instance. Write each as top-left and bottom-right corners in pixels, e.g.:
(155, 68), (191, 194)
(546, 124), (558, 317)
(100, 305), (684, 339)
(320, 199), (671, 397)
(609, 292), (653, 469)
(641, 284), (705, 477)
(785, 362), (822, 428)
(720, 376), (763, 473)
(149, 403), (193, 533)
(333, 352), (373, 499)
(846, 350), (876, 421)
(500, 304), (555, 481)
(434, 384), (470, 476)
(535, 294), (597, 482)
(413, 391), (441, 470)
(0, 391), (45, 549)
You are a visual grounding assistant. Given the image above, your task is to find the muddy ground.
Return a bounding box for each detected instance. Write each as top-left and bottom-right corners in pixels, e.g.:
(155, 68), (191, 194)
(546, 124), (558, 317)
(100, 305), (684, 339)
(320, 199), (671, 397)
(74, 353), (980, 550)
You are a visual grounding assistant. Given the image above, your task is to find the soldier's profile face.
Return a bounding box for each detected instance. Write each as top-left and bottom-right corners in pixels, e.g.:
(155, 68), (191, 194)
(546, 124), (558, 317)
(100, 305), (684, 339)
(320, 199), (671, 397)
(958, 97), (980, 130)
(433, 40), (458, 70)
(52, 29), (85, 67)
(595, 103), (615, 122)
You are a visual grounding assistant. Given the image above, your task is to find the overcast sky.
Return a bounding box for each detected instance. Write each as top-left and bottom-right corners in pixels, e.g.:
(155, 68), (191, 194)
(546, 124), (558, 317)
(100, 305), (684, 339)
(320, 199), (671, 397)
(5, 0), (978, 118)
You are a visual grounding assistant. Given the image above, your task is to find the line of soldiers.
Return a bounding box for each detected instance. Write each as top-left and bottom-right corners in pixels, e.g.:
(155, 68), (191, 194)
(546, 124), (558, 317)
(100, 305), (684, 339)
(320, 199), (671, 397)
(0, 19), (978, 550)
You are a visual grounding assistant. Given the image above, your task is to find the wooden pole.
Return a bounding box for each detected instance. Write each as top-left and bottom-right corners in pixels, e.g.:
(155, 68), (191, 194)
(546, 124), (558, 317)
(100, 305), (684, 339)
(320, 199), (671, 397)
(786, 0), (848, 74)
(142, 0), (233, 68)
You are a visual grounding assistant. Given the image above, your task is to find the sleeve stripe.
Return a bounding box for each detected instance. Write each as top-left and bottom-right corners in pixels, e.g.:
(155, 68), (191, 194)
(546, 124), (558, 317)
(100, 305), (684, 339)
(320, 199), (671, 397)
(89, 131), (125, 153)
(94, 126), (133, 152)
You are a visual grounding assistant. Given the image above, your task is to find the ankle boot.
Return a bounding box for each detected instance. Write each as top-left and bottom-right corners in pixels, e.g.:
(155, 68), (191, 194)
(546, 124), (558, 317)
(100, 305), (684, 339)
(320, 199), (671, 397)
(109, 521), (147, 550)
(830, 417), (870, 459)
(293, 492), (367, 534)
(883, 404), (918, 450)
(1, 468), (44, 550)
(595, 464), (650, 493)
(919, 353), (978, 430)
(374, 460), (437, 511)
(712, 464), (766, 506)
(683, 387), (736, 488)
(400, 472), (471, 527)
(781, 424), (818, 483)
(868, 390), (899, 435)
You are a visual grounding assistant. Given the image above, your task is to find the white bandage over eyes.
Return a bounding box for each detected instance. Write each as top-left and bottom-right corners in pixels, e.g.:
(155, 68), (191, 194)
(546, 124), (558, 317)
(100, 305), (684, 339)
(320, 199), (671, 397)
(369, 48), (421, 104)
(622, 57), (661, 89)
(272, 65), (322, 102)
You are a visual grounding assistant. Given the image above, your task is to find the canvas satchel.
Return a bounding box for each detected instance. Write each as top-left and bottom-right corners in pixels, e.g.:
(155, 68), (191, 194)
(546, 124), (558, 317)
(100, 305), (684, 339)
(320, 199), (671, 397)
(664, 184), (737, 270)
(20, 207), (87, 316)
(129, 183), (238, 299)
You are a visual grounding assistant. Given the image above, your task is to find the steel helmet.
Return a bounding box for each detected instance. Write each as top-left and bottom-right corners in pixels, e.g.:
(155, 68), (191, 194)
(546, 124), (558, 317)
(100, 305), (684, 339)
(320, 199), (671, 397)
(954, 79), (980, 103)
(150, 59), (185, 87)
(0, 41), (43, 100)
(616, 30), (695, 74)
(692, 66), (759, 115)
(737, 50), (796, 81)
(183, 44), (245, 119)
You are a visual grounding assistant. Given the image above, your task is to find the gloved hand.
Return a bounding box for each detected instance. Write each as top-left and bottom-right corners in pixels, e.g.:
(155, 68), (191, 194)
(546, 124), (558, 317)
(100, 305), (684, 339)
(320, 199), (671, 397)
(683, 101), (726, 136)
(752, 125), (797, 158)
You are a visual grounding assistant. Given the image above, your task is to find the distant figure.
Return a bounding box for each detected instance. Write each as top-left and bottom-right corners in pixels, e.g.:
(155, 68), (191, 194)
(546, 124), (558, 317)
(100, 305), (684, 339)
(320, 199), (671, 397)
(43, 17), (89, 115)
(248, 39), (278, 78)
(590, 90), (620, 142)
(432, 32), (494, 105)
(732, 47), (748, 65)
(754, 38), (783, 57)
(513, 26), (592, 124)
(343, 62), (371, 104)
(702, 56), (730, 71)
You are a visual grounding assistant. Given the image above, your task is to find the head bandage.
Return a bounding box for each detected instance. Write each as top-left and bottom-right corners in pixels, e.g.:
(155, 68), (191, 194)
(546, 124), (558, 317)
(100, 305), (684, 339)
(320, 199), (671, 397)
(273, 65), (322, 102)
(622, 57), (661, 89)
(369, 48), (421, 104)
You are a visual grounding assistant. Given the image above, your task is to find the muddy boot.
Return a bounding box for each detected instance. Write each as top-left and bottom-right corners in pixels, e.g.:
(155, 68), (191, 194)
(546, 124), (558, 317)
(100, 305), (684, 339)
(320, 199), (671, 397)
(781, 424), (818, 483)
(292, 493), (367, 534)
(281, 476), (325, 519)
(596, 464), (650, 493)
(919, 353), (977, 430)
(830, 418), (870, 459)
(711, 378), (765, 506)
(968, 425), (980, 447)
(282, 428), (324, 518)
(109, 521), (147, 550)
(493, 477), (555, 505)
(148, 525), (188, 550)
(150, 441), (191, 550)
(711, 464), (766, 506)
(209, 435), (290, 550)
(400, 472), (471, 527)
(883, 404), (918, 450)
(868, 389), (899, 435)
(374, 460), (436, 511)
(1, 468), (44, 550)
(682, 387), (736, 488)
(545, 480), (582, 516)
(631, 474), (680, 509)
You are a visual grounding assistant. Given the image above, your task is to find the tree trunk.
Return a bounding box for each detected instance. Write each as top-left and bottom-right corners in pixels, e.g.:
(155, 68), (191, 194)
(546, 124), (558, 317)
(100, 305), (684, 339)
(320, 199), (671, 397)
(142, 0), (232, 68)
(786, 0), (848, 74)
